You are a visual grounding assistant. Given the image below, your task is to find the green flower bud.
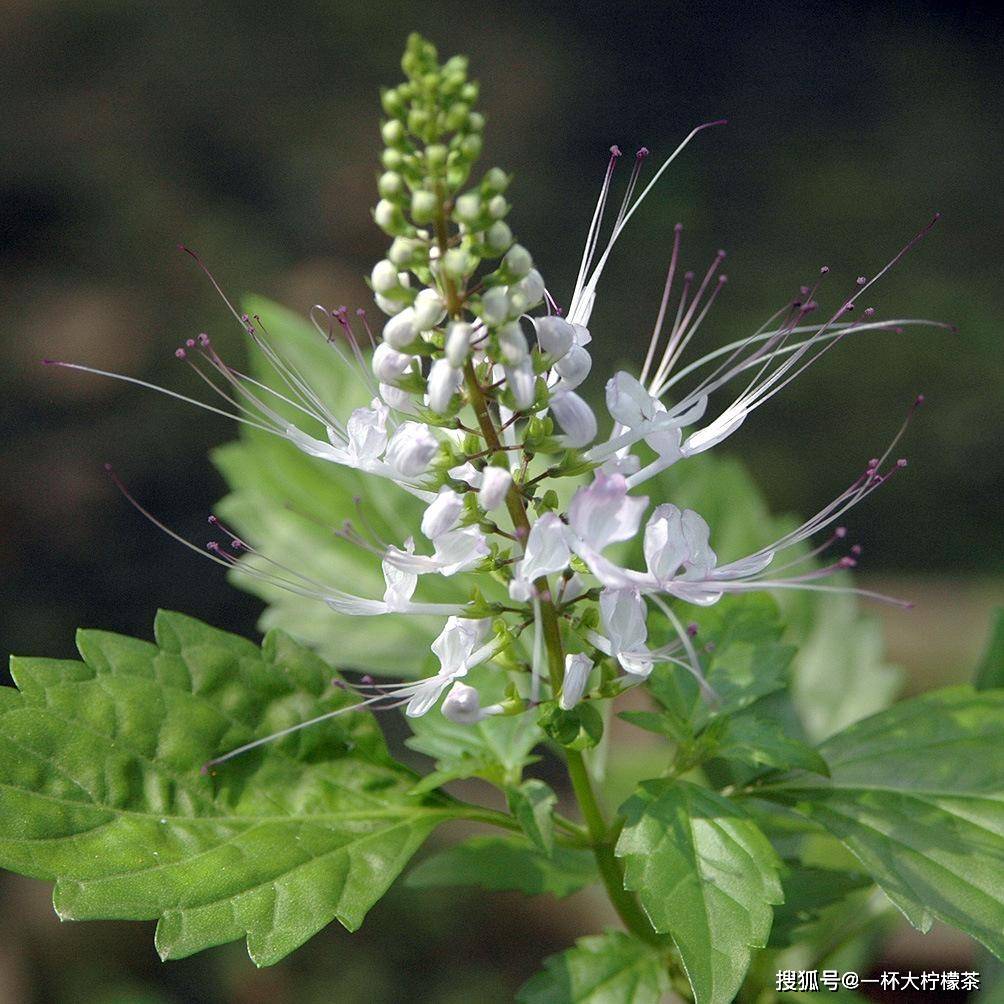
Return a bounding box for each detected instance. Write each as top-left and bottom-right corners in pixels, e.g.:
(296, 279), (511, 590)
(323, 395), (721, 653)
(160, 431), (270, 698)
(411, 189), (439, 224)
(487, 194), (509, 219)
(466, 111), (485, 133)
(461, 82), (479, 104)
(479, 287), (510, 327)
(425, 143), (448, 171)
(374, 199), (408, 235)
(485, 220), (513, 254)
(380, 87), (404, 117)
(407, 107), (430, 137)
(460, 134), (482, 160)
(445, 102), (469, 131)
(442, 248), (477, 281)
(382, 148), (404, 171)
(388, 236), (422, 268)
(381, 119), (406, 147)
(378, 171), (404, 199)
(482, 168), (509, 194)
(453, 191), (482, 225)
(503, 243), (533, 279)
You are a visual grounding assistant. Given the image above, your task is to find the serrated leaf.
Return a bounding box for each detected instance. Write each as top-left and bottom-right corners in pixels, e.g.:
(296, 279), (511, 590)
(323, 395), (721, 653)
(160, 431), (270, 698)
(405, 666), (543, 788)
(716, 715), (830, 777)
(974, 608), (1004, 690)
(516, 931), (670, 1004)
(539, 702), (604, 750)
(769, 864), (873, 947)
(507, 779), (557, 856)
(616, 779), (783, 1004)
(405, 835), (597, 898)
(754, 686), (1004, 958)
(212, 296), (471, 677)
(0, 611), (461, 965)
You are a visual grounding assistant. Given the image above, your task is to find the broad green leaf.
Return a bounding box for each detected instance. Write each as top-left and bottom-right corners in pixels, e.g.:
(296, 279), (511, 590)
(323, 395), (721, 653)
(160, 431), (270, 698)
(507, 779), (557, 856)
(769, 864), (873, 947)
(539, 702), (604, 750)
(405, 835), (596, 898)
(647, 594), (794, 725)
(0, 611), (461, 965)
(974, 608), (1004, 690)
(212, 296), (470, 676)
(755, 686), (1004, 958)
(516, 931), (670, 1004)
(616, 779), (783, 1004)
(716, 715), (830, 778)
(405, 666), (543, 789)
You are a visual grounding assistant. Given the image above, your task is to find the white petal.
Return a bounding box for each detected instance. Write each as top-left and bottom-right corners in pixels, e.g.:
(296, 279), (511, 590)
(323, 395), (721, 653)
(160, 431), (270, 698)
(550, 390), (597, 448)
(567, 472), (648, 551)
(521, 512), (573, 581)
(560, 653), (593, 710)
(421, 487), (464, 539)
(478, 467), (512, 511)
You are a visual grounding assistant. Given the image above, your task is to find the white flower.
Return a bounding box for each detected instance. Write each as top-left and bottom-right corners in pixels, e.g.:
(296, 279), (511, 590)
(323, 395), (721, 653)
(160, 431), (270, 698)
(386, 525), (489, 577)
(520, 512), (572, 581)
(534, 315), (575, 360)
(550, 389), (597, 448)
(568, 472), (648, 552)
(560, 653), (593, 710)
(344, 399), (389, 465)
(498, 322), (529, 363)
(599, 589), (653, 677)
(421, 486), (464, 539)
(372, 342), (414, 383)
(405, 616), (492, 717)
(385, 421), (438, 477)
(478, 466), (512, 511)
(427, 358), (462, 413)
(554, 343), (592, 389)
(505, 358), (536, 409)
(381, 536), (418, 610)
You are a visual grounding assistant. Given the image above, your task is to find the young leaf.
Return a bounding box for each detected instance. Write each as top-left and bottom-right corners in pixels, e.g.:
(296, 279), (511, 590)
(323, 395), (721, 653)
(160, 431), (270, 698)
(507, 779), (558, 856)
(405, 835), (596, 899)
(0, 612), (463, 966)
(974, 608), (1004, 691)
(516, 930), (670, 1004)
(616, 779), (783, 1004)
(754, 686), (1004, 959)
(716, 715), (830, 777)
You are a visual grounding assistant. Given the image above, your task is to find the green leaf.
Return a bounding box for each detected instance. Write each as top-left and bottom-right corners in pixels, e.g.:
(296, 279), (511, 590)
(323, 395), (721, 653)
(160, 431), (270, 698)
(716, 715), (830, 778)
(974, 608), (1004, 690)
(405, 666), (543, 789)
(769, 864), (873, 947)
(212, 296), (471, 677)
(755, 686), (1004, 958)
(0, 611), (460, 965)
(516, 931), (670, 1004)
(507, 779), (557, 856)
(405, 835), (596, 899)
(647, 594), (794, 727)
(539, 702), (604, 750)
(616, 779), (783, 1004)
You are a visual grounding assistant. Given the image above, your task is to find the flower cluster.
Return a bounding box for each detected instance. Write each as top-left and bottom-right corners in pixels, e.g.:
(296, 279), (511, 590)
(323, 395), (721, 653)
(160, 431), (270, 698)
(50, 34), (941, 757)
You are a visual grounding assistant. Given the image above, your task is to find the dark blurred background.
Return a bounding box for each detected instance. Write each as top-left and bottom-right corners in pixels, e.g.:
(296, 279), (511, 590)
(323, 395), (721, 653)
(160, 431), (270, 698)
(1, 1), (1001, 1001)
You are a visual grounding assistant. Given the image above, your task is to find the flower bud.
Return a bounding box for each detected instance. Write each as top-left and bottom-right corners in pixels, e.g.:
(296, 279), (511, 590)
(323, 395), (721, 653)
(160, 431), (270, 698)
(482, 167), (509, 194)
(385, 421), (438, 477)
(510, 269), (545, 311)
(372, 342), (413, 383)
(381, 119), (406, 146)
(378, 171), (404, 199)
(534, 315), (575, 361)
(445, 321), (473, 366)
(421, 486), (463, 539)
(487, 194), (508, 219)
(427, 358), (462, 413)
(375, 292), (406, 317)
(442, 248), (477, 280)
(478, 466), (512, 511)
(383, 307), (417, 349)
(374, 199), (407, 235)
(371, 259), (401, 295)
(442, 682), (488, 724)
(380, 382), (418, 415)
(503, 243), (533, 279)
(560, 653), (593, 710)
(554, 344), (592, 388)
(412, 288), (447, 333)
(479, 287), (510, 327)
(453, 191), (482, 225)
(388, 236), (422, 268)
(498, 321), (529, 363)
(550, 389), (597, 447)
(411, 189), (439, 224)
(485, 221), (513, 254)
(505, 358), (536, 410)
